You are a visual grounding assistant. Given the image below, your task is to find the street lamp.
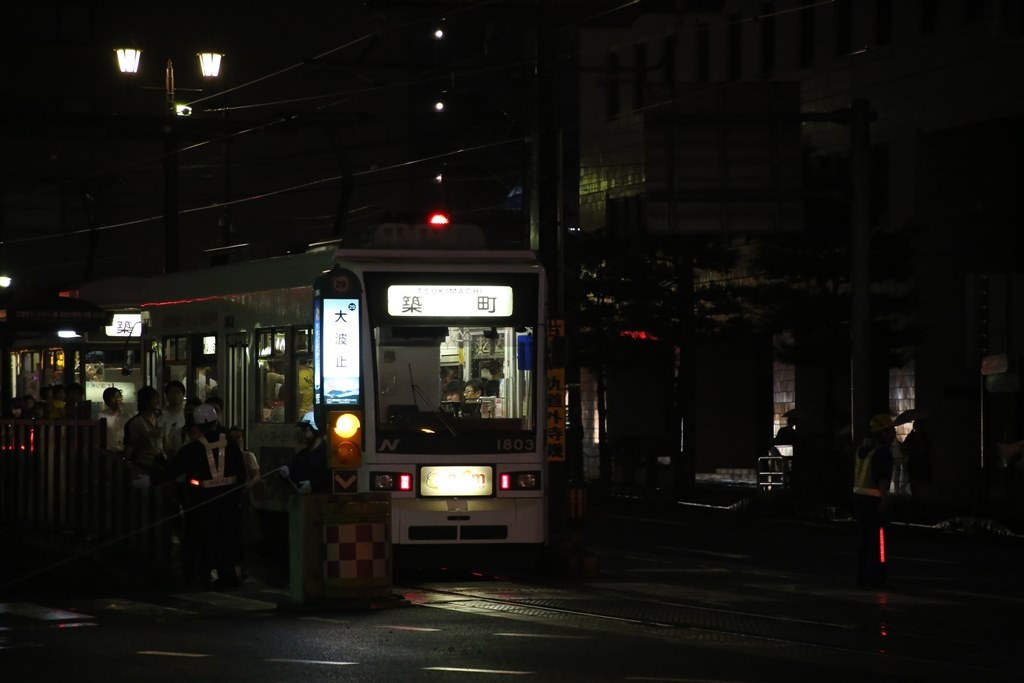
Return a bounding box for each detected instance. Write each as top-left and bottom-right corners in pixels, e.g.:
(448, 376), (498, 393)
(114, 46), (224, 273)
(114, 47), (223, 116)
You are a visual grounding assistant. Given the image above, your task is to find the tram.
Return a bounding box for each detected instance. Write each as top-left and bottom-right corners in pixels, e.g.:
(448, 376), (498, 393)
(74, 226), (548, 556)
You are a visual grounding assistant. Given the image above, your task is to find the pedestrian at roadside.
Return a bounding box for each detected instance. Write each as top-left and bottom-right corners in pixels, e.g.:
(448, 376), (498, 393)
(852, 413), (896, 589)
(205, 395), (226, 430)
(49, 384), (67, 418)
(123, 385), (167, 472)
(162, 381), (187, 457)
(39, 385), (54, 406)
(286, 411), (329, 494)
(229, 426), (262, 499)
(194, 366), (219, 401)
(98, 387), (129, 454)
(5, 397), (25, 419)
(773, 410), (799, 488)
(20, 394), (36, 417)
(63, 382), (88, 419)
(158, 404), (246, 589)
(229, 425), (264, 576)
(902, 418), (932, 506)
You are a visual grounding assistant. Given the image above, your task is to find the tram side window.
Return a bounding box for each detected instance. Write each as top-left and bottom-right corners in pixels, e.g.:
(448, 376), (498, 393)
(14, 350), (42, 399)
(293, 328), (313, 421)
(257, 328), (288, 423)
(163, 336), (189, 394)
(375, 324), (535, 432)
(44, 348), (66, 387)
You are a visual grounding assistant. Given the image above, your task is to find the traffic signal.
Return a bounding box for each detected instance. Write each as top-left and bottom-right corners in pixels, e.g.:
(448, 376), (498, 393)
(326, 409), (362, 468)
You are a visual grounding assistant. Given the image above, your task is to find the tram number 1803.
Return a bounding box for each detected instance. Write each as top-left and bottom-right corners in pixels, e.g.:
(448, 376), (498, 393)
(496, 438), (535, 452)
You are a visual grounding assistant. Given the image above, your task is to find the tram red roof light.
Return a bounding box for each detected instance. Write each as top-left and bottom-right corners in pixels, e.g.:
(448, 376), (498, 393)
(427, 212), (450, 227)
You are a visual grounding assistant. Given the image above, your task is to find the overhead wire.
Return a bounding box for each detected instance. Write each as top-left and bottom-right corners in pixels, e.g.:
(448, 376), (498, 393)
(4, 0), (520, 245)
(6, 0), (1015, 247)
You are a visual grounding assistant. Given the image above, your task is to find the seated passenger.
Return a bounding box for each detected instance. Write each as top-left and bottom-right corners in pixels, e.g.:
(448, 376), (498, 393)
(462, 379), (486, 418)
(440, 380), (464, 416)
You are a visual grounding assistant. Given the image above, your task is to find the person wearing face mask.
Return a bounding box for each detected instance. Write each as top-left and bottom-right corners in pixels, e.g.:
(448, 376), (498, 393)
(284, 411), (330, 494)
(159, 403), (247, 589)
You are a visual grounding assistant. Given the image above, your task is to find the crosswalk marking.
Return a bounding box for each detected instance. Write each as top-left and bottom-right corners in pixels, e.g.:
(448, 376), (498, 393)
(81, 598), (195, 618)
(171, 591), (277, 611)
(0, 603), (91, 621)
(265, 658), (359, 666)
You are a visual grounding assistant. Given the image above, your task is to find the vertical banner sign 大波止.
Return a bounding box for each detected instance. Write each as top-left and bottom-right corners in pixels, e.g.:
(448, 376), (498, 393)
(314, 265), (365, 479)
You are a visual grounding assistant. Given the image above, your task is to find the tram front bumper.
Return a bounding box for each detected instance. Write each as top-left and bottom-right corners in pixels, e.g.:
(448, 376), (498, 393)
(392, 496), (545, 544)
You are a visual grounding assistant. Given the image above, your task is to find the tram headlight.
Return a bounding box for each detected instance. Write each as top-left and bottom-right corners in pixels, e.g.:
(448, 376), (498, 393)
(327, 410), (362, 468)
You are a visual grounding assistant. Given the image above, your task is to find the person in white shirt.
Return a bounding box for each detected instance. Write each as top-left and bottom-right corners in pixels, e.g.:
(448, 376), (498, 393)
(195, 366), (219, 401)
(163, 380), (187, 457)
(98, 387), (128, 454)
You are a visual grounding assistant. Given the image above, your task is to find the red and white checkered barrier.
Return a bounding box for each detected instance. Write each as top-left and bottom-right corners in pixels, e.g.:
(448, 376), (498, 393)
(323, 522), (391, 580)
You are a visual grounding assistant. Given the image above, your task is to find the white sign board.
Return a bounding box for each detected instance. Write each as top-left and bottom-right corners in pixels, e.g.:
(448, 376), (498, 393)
(105, 313), (143, 337)
(387, 285), (513, 317)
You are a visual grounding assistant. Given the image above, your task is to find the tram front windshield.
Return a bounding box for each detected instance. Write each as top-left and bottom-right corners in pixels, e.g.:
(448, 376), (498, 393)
(374, 324), (535, 434)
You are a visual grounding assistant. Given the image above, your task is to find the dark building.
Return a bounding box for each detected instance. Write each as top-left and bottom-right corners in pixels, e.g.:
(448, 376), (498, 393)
(574, 0), (1024, 513)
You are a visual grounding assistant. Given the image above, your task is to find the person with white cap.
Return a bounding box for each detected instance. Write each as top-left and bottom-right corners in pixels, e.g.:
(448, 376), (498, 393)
(285, 410), (329, 494)
(159, 402), (247, 589)
(852, 413), (896, 588)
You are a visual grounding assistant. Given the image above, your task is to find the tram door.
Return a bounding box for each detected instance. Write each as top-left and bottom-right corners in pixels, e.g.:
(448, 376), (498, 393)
(225, 333), (249, 432)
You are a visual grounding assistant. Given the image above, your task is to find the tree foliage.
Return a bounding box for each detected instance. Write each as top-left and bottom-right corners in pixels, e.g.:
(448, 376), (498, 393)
(564, 230), (743, 368)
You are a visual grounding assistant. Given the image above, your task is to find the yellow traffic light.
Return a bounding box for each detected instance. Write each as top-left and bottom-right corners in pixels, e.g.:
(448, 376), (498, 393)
(328, 410), (362, 468)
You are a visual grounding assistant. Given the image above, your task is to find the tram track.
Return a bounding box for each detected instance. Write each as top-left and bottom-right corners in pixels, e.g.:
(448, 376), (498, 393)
(398, 579), (1022, 680)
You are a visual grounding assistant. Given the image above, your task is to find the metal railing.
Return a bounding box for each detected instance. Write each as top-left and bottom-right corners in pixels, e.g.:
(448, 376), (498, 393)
(757, 449), (790, 492)
(0, 418), (171, 573)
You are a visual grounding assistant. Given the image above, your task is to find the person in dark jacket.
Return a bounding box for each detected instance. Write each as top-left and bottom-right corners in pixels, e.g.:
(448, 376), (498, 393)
(852, 413), (895, 588)
(288, 410), (330, 494)
(159, 403), (247, 589)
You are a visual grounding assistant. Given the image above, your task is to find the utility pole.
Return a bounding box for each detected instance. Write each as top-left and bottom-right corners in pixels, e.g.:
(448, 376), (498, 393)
(849, 99), (872, 446)
(531, 4), (569, 538)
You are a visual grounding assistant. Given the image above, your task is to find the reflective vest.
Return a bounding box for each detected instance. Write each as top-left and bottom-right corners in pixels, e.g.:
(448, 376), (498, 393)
(853, 446), (881, 497)
(188, 435), (237, 489)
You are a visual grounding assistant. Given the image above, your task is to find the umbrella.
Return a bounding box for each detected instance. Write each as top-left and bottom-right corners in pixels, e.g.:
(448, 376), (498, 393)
(894, 408), (927, 426)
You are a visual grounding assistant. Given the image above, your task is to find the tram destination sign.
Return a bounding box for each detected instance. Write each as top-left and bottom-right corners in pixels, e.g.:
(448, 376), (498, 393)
(387, 285), (513, 317)
(315, 266), (363, 407)
(321, 297), (361, 405)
